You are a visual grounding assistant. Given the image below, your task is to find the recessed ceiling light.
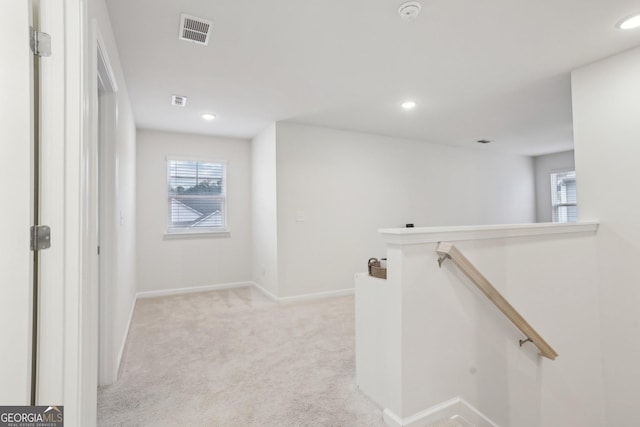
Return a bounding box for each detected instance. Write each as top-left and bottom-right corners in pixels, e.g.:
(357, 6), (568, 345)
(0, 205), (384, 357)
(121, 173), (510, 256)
(201, 113), (216, 121)
(401, 101), (417, 110)
(617, 13), (640, 30)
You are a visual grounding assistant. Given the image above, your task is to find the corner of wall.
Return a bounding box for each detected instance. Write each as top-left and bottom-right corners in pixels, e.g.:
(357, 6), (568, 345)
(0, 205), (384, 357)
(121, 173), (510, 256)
(251, 123), (280, 297)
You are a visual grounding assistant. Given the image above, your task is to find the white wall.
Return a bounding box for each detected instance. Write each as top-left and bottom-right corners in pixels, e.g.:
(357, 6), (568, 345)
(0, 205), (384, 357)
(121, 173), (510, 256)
(251, 125), (279, 296)
(533, 150), (575, 223)
(136, 130), (252, 293)
(572, 45), (640, 426)
(89, 0), (137, 387)
(274, 123), (535, 297)
(356, 225), (606, 426)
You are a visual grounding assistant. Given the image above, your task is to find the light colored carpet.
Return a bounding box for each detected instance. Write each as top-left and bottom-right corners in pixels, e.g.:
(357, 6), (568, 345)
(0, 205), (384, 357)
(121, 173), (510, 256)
(97, 287), (386, 426)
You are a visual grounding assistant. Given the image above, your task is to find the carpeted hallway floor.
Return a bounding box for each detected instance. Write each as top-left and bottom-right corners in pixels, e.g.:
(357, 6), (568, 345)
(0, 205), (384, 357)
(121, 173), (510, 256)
(97, 287), (387, 426)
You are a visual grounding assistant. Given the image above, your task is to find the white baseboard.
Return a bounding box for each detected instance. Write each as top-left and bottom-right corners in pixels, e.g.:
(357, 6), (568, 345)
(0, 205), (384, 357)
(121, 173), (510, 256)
(251, 281), (279, 302)
(115, 294), (137, 381)
(136, 280), (354, 305)
(251, 281), (354, 303)
(383, 397), (499, 427)
(136, 281), (253, 299)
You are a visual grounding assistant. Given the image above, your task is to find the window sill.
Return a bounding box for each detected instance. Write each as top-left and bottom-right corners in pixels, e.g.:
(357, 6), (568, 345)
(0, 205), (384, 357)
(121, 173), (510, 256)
(163, 230), (230, 240)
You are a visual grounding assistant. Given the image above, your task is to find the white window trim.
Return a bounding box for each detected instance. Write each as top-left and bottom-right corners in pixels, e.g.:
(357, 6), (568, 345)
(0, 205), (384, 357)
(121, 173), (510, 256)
(165, 156), (229, 237)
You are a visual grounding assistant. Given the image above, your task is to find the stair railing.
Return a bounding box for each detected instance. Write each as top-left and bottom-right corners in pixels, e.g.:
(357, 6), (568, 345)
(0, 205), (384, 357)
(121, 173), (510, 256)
(436, 241), (558, 360)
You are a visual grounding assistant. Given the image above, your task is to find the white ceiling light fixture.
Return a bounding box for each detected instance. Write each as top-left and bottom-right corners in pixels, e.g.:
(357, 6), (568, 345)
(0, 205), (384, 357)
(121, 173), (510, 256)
(401, 100), (417, 110)
(201, 113), (216, 121)
(179, 14), (213, 45)
(398, 1), (422, 21)
(617, 13), (640, 30)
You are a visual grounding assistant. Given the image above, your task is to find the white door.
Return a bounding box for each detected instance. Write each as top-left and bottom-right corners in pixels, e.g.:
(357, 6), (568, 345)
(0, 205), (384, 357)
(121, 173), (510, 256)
(0, 0), (36, 404)
(0, 0), (68, 407)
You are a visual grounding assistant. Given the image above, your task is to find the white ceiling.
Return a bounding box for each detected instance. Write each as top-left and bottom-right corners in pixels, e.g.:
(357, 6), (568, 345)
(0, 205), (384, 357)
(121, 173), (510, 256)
(106, 0), (640, 156)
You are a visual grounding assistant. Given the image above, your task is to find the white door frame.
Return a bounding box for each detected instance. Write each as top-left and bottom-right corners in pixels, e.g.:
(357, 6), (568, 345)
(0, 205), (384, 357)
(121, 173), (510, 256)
(37, 0), (67, 405)
(57, 0), (98, 425)
(36, 1), (123, 423)
(95, 26), (120, 386)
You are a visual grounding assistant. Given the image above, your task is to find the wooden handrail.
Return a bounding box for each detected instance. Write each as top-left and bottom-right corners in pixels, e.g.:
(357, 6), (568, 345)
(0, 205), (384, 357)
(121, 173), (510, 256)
(436, 242), (558, 360)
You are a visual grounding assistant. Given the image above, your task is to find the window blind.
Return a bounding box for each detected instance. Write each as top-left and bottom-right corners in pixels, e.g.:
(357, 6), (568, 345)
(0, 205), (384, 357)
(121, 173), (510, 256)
(167, 159), (226, 232)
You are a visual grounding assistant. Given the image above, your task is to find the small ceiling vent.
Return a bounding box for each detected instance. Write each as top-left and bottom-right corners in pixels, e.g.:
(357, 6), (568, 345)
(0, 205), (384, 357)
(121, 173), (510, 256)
(178, 14), (213, 46)
(171, 95), (188, 107)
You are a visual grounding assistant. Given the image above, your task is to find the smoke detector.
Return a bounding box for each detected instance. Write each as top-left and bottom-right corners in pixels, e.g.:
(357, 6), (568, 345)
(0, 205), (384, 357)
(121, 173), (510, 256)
(178, 14), (213, 46)
(398, 1), (422, 21)
(171, 95), (188, 107)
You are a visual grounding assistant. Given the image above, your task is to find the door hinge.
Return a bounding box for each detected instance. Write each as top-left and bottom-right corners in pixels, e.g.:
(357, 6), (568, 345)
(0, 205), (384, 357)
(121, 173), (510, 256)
(31, 225), (51, 251)
(30, 26), (51, 57)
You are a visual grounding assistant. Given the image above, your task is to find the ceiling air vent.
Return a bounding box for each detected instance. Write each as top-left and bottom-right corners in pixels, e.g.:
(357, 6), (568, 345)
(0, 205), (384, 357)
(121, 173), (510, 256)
(171, 95), (188, 107)
(178, 14), (212, 46)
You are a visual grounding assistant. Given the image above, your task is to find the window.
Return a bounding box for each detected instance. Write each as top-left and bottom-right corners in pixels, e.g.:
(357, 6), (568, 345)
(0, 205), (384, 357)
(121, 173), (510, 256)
(167, 158), (227, 234)
(550, 170), (577, 223)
